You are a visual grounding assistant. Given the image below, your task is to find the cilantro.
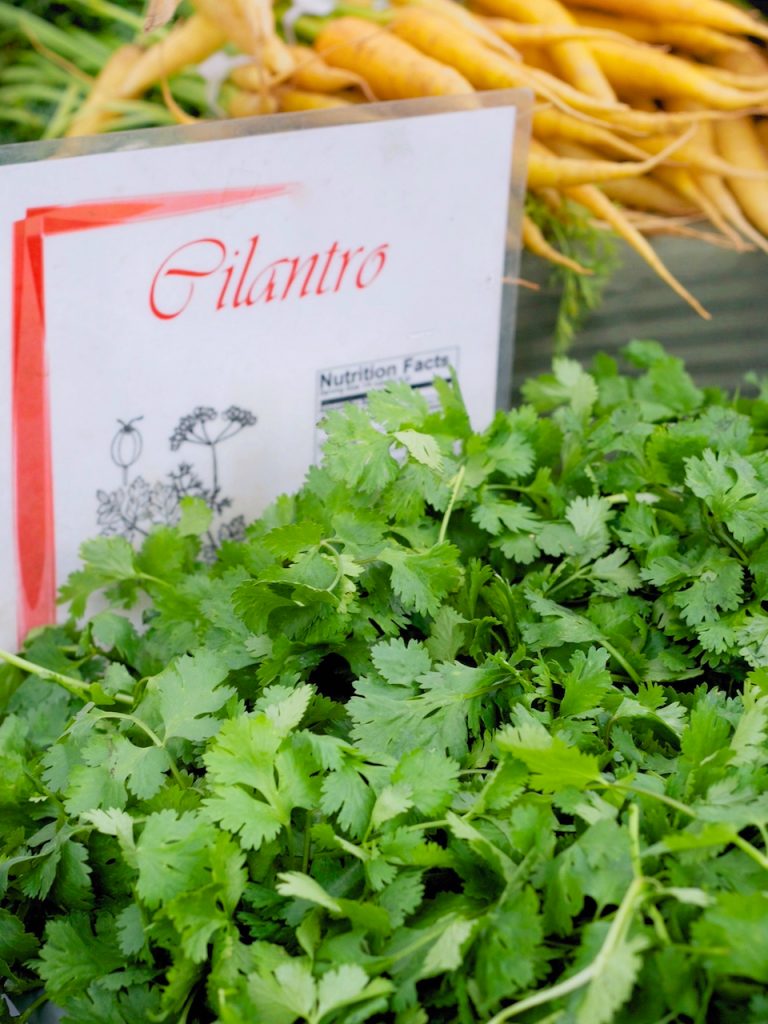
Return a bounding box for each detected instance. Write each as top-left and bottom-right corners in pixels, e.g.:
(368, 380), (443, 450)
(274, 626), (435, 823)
(2, 344), (768, 1024)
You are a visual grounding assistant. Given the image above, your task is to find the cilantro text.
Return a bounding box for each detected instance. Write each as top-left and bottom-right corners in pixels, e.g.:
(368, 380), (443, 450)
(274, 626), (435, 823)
(149, 235), (390, 320)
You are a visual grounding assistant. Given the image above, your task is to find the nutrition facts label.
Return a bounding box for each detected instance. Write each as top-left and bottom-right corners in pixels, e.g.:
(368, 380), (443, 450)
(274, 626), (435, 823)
(316, 346), (460, 420)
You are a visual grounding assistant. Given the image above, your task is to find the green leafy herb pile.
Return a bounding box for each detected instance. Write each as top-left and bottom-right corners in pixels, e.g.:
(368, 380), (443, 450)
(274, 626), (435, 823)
(2, 341), (768, 1024)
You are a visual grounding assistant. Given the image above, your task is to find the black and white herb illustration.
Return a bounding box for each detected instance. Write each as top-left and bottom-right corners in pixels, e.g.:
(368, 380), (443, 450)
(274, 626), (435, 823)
(169, 405), (258, 511)
(97, 405), (257, 554)
(110, 417), (144, 485)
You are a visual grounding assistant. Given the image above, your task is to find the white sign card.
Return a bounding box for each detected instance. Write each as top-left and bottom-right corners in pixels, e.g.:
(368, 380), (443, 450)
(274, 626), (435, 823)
(0, 92), (531, 649)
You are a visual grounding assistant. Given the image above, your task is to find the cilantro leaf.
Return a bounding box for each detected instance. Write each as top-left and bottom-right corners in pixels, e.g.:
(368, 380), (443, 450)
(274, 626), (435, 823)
(379, 543), (463, 617)
(140, 650), (235, 743)
(7, 343), (768, 1024)
(686, 450), (768, 545)
(322, 405), (400, 493)
(135, 810), (218, 909)
(36, 915), (123, 1000)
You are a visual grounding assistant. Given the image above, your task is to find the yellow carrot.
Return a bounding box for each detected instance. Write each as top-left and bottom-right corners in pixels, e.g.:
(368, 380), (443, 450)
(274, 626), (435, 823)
(703, 67), (768, 92)
(118, 14), (227, 99)
(286, 45), (371, 92)
(649, 163), (744, 244)
(514, 47), (559, 76)
(66, 44), (142, 137)
(527, 132), (693, 190)
(756, 118), (768, 153)
(587, 40), (768, 110)
(571, 11), (750, 58)
(478, 14), (637, 48)
(637, 129), (768, 180)
(221, 85), (278, 117)
(390, 0), (523, 63)
(552, 130), (743, 242)
(237, 0), (284, 52)
(599, 177), (698, 217)
(518, 62), (625, 116)
(522, 213), (593, 274)
(563, 0), (768, 43)
(387, 7), (532, 88)
(533, 108), (649, 160)
(229, 62), (270, 93)
(315, 17), (472, 98)
(698, 170), (768, 254)
(262, 33), (298, 77)
(600, 106), (743, 135)
(618, 213), (748, 251)
(470, 0), (616, 100)
(388, 8), (624, 116)
(715, 115), (768, 235)
(192, 0), (267, 56)
(275, 86), (353, 111)
(565, 181), (710, 318)
(232, 46), (365, 94)
(192, 0), (295, 76)
(712, 45), (768, 76)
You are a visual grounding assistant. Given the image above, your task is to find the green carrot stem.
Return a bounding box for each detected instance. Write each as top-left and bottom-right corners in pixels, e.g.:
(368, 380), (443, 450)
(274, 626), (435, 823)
(43, 81), (84, 139)
(0, 2), (109, 71)
(334, 3), (393, 22)
(0, 83), (75, 104)
(289, 14), (329, 44)
(1, 59), (75, 86)
(286, 5), (391, 44)
(67, 0), (145, 31)
(0, 106), (45, 129)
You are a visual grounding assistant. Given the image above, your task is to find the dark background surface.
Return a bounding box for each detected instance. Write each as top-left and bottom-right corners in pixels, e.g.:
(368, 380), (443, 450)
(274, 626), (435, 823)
(512, 237), (768, 394)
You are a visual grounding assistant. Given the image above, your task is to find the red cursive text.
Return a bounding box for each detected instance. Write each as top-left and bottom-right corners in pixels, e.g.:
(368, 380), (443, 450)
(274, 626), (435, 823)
(150, 235), (390, 320)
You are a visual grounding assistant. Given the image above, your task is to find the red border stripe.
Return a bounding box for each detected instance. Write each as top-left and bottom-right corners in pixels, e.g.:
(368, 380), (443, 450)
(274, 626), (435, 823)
(12, 184), (293, 644)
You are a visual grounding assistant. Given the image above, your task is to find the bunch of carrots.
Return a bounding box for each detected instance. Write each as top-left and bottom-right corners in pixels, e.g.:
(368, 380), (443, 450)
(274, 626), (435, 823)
(7, 0), (768, 321)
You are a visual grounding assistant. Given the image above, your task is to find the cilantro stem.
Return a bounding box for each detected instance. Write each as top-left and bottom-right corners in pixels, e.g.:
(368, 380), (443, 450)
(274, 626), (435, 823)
(711, 521), (748, 565)
(607, 781), (693, 819)
(732, 834), (768, 872)
(484, 876), (646, 1024)
(96, 710), (163, 747)
(17, 992), (49, 1023)
(138, 571), (174, 590)
(403, 818), (449, 832)
(628, 804), (642, 879)
(646, 904), (671, 946)
(320, 540), (345, 594)
(600, 640), (640, 685)
(0, 647), (133, 705)
(96, 711), (187, 788)
(302, 813), (312, 874)
(438, 466), (466, 545)
(372, 920), (459, 970)
(609, 783), (768, 870)
(544, 566), (590, 600)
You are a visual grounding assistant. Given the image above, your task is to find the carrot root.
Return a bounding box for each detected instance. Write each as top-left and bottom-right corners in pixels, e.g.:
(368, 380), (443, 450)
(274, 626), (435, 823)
(66, 44), (142, 137)
(522, 213), (594, 275)
(566, 182), (711, 319)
